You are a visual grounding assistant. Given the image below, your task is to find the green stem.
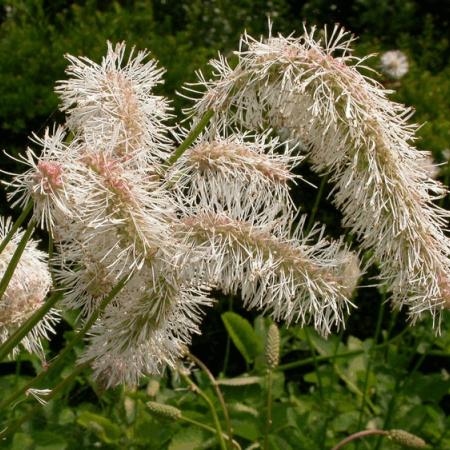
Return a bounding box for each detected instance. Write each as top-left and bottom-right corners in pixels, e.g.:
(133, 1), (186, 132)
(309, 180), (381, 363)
(164, 110), (213, 167)
(278, 349), (364, 370)
(48, 231), (54, 262)
(355, 296), (385, 448)
(0, 201), (33, 254)
(0, 219), (35, 300)
(319, 331), (344, 450)
(306, 174), (328, 234)
(0, 361), (89, 440)
(278, 327), (409, 371)
(222, 295), (233, 375)
(181, 372), (227, 450)
(331, 429), (387, 450)
(374, 341), (431, 450)
(304, 327), (323, 398)
(0, 290), (62, 362)
(0, 276), (128, 408)
(180, 416), (241, 450)
(263, 369), (273, 450)
(188, 353), (233, 449)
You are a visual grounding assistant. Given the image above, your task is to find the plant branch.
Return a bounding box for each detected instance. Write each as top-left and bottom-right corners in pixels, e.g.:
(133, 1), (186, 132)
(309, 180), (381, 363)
(263, 368), (273, 450)
(164, 110), (213, 167)
(0, 201), (33, 254)
(0, 219), (35, 300)
(180, 371), (228, 450)
(331, 429), (387, 450)
(187, 352), (233, 448)
(0, 275), (128, 407)
(0, 361), (90, 440)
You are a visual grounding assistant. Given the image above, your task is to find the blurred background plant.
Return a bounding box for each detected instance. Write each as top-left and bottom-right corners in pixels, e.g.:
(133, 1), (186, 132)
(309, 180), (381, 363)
(0, 1), (449, 449)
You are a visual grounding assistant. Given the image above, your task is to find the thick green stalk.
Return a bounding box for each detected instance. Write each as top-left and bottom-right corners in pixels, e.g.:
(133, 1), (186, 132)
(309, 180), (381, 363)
(306, 174), (328, 234)
(374, 345), (430, 450)
(277, 327), (409, 371)
(0, 219), (35, 300)
(0, 275), (128, 408)
(303, 327), (324, 398)
(164, 110), (213, 167)
(0, 290), (62, 362)
(222, 295), (234, 375)
(0, 201), (33, 254)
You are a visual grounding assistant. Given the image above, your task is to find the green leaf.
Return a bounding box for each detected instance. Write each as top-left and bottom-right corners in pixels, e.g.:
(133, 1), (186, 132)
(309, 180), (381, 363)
(169, 428), (205, 450)
(231, 418), (260, 441)
(32, 431), (68, 450)
(11, 433), (33, 450)
(221, 312), (260, 364)
(77, 411), (122, 444)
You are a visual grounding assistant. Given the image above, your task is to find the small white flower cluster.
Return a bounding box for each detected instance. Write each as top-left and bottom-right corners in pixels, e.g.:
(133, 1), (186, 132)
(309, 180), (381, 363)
(0, 218), (57, 358)
(4, 32), (406, 387)
(380, 50), (409, 80)
(189, 24), (450, 326)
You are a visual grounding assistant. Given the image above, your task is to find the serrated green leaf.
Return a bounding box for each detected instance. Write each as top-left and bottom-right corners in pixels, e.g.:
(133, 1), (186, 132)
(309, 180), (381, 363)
(222, 312), (260, 364)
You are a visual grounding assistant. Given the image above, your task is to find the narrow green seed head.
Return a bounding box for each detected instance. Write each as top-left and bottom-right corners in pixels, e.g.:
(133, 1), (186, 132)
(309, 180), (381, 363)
(388, 429), (427, 448)
(265, 323), (280, 369)
(146, 401), (181, 420)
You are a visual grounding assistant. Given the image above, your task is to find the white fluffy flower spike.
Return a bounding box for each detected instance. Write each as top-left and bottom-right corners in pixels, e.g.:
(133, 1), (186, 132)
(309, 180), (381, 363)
(169, 129), (303, 222)
(178, 211), (360, 336)
(56, 42), (172, 164)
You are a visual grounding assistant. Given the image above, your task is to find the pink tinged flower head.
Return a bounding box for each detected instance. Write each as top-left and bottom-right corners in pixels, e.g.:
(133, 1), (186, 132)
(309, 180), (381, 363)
(0, 217), (58, 358)
(188, 25), (450, 326)
(34, 161), (64, 193)
(61, 146), (178, 274)
(3, 126), (77, 232)
(56, 42), (173, 163)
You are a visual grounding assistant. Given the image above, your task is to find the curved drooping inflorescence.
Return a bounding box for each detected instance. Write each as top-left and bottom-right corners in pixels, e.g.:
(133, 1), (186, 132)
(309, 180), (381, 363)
(188, 24), (450, 327)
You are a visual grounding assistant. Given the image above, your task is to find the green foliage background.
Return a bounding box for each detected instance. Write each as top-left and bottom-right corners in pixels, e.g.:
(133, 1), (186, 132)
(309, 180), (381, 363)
(0, 1), (449, 449)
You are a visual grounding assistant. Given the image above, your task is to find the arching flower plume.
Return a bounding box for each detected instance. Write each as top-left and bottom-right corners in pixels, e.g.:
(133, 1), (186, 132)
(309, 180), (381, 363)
(3, 126), (73, 231)
(188, 24), (450, 326)
(177, 211), (359, 336)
